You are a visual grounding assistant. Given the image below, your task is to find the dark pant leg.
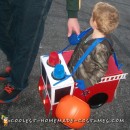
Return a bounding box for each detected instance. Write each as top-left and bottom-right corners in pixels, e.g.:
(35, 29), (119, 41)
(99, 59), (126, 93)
(10, 0), (53, 90)
(0, 0), (15, 63)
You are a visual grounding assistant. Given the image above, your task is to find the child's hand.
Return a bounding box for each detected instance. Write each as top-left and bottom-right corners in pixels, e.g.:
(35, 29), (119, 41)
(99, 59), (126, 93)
(67, 18), (80, 37)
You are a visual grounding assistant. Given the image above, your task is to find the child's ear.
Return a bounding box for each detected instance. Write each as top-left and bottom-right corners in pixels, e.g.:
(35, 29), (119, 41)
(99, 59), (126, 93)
(93, 21), (98, 29)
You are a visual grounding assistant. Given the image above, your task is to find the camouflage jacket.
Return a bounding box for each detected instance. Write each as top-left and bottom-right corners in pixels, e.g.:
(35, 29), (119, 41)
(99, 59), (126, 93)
(68, 30), (113, 87)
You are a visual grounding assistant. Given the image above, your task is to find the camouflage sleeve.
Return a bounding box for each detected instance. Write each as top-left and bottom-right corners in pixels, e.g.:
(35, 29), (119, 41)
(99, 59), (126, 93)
(89, 43), (110, 85)
(66, 0), (81, 18)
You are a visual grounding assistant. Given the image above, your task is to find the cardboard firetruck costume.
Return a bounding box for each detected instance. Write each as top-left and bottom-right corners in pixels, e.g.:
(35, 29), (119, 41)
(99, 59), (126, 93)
(38, 28), (128, 118)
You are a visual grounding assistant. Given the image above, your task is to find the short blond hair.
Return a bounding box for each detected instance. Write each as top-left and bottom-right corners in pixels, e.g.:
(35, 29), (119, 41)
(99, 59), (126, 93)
(92, 2), (119, 35)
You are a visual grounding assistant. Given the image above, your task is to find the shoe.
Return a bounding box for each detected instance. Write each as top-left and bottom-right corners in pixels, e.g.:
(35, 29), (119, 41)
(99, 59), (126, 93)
(0, 66), (12, 82)
(0, 84), (21, 103)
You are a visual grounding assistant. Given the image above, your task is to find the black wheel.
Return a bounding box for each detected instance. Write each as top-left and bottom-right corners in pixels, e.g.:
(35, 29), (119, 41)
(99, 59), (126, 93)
(87, 93), (108, 109)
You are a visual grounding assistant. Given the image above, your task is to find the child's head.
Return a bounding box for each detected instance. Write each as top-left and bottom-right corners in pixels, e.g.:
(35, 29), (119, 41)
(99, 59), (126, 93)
(90, 2), (119, 35)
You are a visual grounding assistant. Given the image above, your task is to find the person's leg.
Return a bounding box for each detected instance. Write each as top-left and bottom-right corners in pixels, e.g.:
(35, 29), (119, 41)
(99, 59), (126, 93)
(0, 0), (15, 82)
(11, 0), (53, 90)
(0, 0), (53, 103)
(0, 0), (15, 63)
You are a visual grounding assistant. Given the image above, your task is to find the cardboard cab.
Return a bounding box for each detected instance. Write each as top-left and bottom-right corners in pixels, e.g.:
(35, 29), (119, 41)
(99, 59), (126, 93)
(38, 50), (128, 117)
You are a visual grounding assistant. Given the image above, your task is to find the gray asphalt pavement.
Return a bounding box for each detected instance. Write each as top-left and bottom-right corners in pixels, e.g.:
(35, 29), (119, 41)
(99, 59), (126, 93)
(0, 0), (130, 130)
